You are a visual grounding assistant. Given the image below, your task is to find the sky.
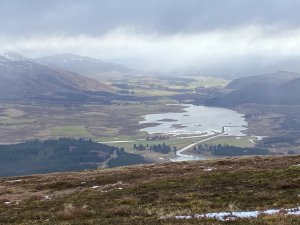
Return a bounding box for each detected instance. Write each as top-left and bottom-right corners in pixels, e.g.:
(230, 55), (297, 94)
(1, 0), (300, 75)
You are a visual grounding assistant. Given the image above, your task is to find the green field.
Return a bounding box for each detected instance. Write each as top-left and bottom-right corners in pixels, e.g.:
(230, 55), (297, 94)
(113, 76), (230, 97)
(202, 136), (256, 148)
(51, 126), (89, 137)
(104, 137), (210, 161)
(185, 76), (229, 88)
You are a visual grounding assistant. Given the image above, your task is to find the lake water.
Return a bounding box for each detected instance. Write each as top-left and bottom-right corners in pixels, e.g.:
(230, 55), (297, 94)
(140, 104), (248, 136)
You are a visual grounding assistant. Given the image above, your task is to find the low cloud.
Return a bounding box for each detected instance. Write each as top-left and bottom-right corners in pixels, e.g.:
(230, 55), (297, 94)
(2, 1), (300, 74)
(2, 25), (300, 73)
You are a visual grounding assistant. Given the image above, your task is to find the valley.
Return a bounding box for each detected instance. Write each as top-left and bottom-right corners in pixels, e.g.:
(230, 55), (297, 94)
(2, 2), (300, 224)
(0, 53), (300, 174)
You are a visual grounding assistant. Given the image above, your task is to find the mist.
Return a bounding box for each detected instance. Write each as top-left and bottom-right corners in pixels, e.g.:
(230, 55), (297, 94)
(2, 0), (300, 75)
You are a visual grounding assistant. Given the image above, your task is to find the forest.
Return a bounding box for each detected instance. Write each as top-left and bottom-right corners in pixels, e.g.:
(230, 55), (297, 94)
(193, 143), (270, 156)
(0, 138), (148, 176)
(133, 143), (174, 154)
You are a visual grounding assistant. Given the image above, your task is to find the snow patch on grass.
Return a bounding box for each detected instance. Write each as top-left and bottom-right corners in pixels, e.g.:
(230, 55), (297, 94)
(175, 207), (300, 221)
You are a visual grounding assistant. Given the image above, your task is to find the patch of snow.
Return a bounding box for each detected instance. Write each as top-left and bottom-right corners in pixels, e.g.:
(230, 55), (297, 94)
(288, 211), (300, 215)
(203, 168), (214, 172)
(98, 140), (135, 144)
(118, 187), (123, 190)
(4, 202), (11, 205)
(7, 179), (22, 183)
(44, 195), (51, 200)
(255, 136), (266, 141)
(176, 215), (192, 219)
(91, 186), (99, 189)
(176, 207), (300, 221)
(286, 207), (300, 215)
(249, 139), (256, 143)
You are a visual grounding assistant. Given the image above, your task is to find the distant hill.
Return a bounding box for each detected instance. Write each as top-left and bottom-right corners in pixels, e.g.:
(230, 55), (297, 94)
(280, 77), (300, 104)
(1, 51), (27, 61)
(38, 53), (138, 79)
(0, 55), (114, 100)
(226, 71), (300, 90)
(207, 72), (300, 106)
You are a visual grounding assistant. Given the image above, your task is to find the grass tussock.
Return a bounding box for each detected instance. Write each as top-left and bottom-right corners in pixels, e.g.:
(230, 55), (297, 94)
(57, 203), (92, 220)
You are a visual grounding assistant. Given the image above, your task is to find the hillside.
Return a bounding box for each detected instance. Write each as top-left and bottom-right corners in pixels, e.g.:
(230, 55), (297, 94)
(0, 58), (113, 100)
(0, 155), (299, 224)
(226, 71), (300, 90)
(38, 53), (138, 79)
(207, 72), (300, 106)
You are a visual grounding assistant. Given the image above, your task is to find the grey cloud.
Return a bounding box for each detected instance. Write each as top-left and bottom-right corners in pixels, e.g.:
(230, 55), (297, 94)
(1, 0), (300, 36)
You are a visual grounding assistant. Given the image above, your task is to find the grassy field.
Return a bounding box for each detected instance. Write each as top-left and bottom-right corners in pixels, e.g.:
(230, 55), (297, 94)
(201, 136), (256, 148)
(51, 126), (89, 137)
(0, 103), (184, 143)
(104, 135), (258, 162)
(113, 76), (229, 97)
(0, 155), (299, 224)
(186, 76), (229, 88)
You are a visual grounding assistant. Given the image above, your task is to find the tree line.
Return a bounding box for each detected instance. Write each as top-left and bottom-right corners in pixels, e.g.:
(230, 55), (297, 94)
(145, 136), (170, 141)
(133, 143), (176, 154)
(193, 143), (270, 156)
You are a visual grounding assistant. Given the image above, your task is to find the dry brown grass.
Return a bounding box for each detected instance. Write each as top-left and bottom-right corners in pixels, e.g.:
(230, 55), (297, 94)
(0, 155), (299, 224)
(57, 203), (91, 220)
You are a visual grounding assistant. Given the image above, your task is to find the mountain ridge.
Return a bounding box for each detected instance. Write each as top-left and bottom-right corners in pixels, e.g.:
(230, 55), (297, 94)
(0, 54), (114, 100)
(38, 53), (139, 79)
(207, 71), (300, 106)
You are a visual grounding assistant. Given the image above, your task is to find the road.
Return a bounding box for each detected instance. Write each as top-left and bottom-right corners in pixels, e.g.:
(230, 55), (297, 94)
(100, 125), (239, 162)
(176, 133), (225, 158)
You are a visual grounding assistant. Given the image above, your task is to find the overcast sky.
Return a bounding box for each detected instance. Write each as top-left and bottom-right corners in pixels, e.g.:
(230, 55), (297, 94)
(1, 0), (300, 74)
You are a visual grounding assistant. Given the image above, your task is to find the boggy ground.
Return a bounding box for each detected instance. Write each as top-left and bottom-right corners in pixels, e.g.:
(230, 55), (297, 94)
(0, 102), (183, 143)
(0, 155), (300, 224)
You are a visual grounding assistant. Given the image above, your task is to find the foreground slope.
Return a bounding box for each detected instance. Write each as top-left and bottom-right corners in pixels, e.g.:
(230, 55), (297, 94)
(1, 155), (300, 224)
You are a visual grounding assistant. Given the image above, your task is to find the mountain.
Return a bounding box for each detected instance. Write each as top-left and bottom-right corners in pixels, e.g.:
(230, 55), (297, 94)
(265, 58), (300, 75)
(0, 155), (299, 224)
(209, 83), (280, 106)
(38, 53), (138, 79)
(1, 51), (27, 61)
(207, 72), (300, 106)
(280, 77), (300, 104)
(0, 54), (114, 100)
(226, 71), (300, 90)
